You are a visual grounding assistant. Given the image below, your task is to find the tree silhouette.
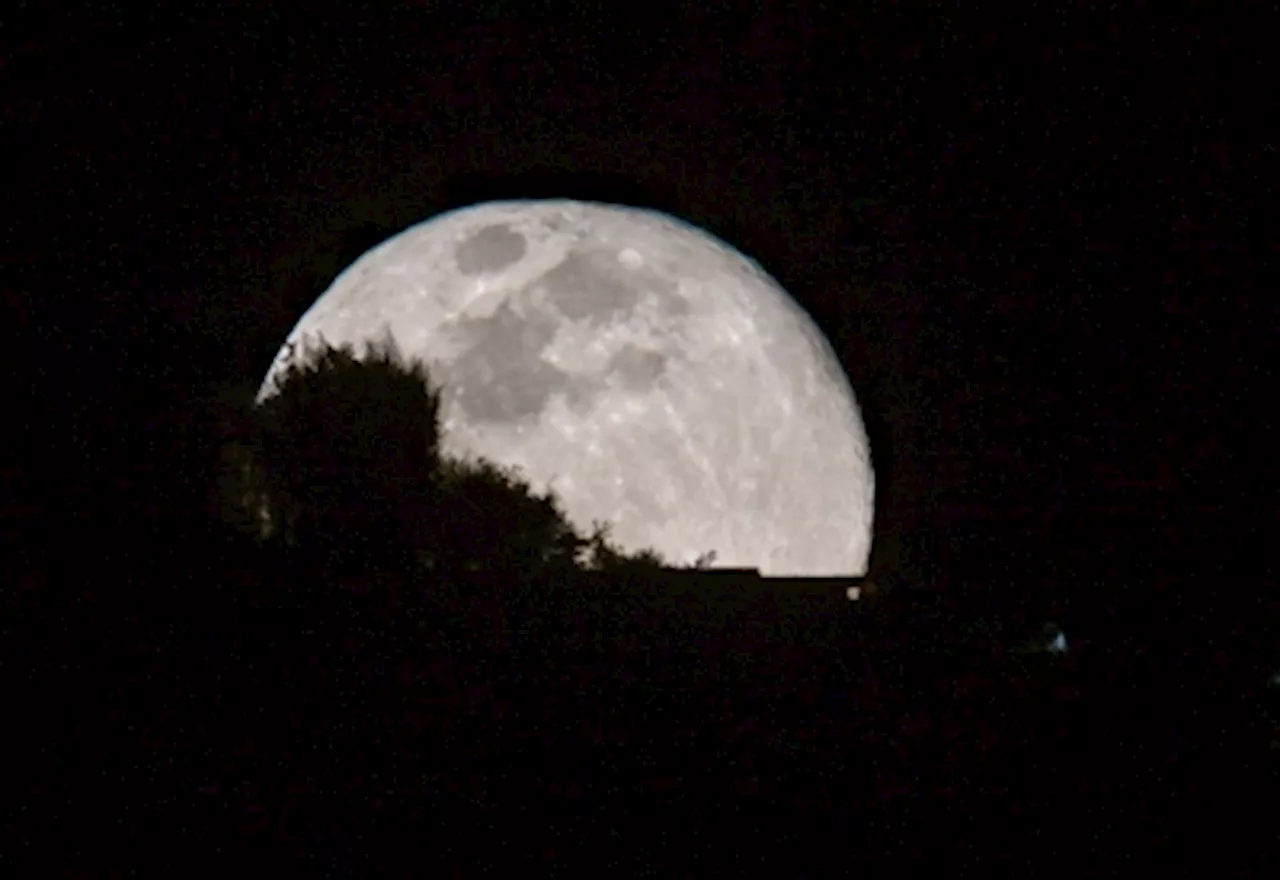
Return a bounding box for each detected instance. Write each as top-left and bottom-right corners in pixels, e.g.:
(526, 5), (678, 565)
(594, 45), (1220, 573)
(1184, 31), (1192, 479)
(224, 334), (675, 580)
(237, 332), (444, 572)
(428, 453), (589, 576)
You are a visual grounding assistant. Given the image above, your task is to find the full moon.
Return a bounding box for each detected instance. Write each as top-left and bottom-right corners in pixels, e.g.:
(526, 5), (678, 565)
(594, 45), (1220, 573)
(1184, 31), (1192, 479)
(258, 200), (874, 576)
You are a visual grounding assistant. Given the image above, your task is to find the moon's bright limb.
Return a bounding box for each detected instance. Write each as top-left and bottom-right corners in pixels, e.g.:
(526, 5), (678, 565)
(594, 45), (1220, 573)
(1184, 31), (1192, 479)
(259, 200), (874, 576)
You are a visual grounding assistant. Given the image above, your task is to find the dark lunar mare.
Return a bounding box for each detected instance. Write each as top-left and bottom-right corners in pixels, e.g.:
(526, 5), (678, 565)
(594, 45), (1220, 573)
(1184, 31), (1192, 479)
(453, 224), (528, 275)
(442, 244), (686, 427)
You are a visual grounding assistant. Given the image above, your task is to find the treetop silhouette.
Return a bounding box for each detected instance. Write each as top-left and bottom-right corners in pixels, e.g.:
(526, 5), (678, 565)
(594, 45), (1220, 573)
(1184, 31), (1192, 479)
(223, 334), (680, 580)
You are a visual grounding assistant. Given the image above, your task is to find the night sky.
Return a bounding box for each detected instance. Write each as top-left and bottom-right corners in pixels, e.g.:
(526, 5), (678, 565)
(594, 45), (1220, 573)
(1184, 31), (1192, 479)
(7, 2), (1272, 646)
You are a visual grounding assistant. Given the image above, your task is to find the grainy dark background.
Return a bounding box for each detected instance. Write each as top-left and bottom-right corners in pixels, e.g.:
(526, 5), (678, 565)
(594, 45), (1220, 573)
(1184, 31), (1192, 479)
(3, 2), (1275, 872)
(10, 0), (1270, 629)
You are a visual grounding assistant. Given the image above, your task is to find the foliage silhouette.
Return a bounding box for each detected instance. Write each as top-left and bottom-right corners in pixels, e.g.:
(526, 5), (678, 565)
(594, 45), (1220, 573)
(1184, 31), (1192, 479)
(577, 519), (670, 574)
(430, 453), (598, 577)
(240, 332), (443, 572)
(228, 334), (676, 580)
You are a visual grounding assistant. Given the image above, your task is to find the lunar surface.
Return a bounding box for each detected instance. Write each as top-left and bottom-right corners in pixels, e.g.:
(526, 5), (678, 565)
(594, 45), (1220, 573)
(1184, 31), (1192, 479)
(258, 200), (874, 576)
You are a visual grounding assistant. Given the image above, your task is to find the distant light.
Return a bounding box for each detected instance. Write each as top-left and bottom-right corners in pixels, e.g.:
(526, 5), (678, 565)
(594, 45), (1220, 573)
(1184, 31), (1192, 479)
(1048, 631), (1068, 654)
(846, 586), (861, 602)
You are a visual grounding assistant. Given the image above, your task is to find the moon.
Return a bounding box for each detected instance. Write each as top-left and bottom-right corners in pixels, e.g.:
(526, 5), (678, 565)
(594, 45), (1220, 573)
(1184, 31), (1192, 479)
(258, 200), (874, 576)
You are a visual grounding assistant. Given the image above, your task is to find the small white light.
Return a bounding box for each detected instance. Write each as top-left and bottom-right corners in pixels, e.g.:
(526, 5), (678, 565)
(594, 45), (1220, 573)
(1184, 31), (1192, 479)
(846, 586), (861, 602)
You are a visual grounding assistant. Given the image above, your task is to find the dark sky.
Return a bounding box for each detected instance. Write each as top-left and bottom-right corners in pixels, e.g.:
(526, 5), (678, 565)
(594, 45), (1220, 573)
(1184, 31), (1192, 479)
(7, 2), (1272, 630)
